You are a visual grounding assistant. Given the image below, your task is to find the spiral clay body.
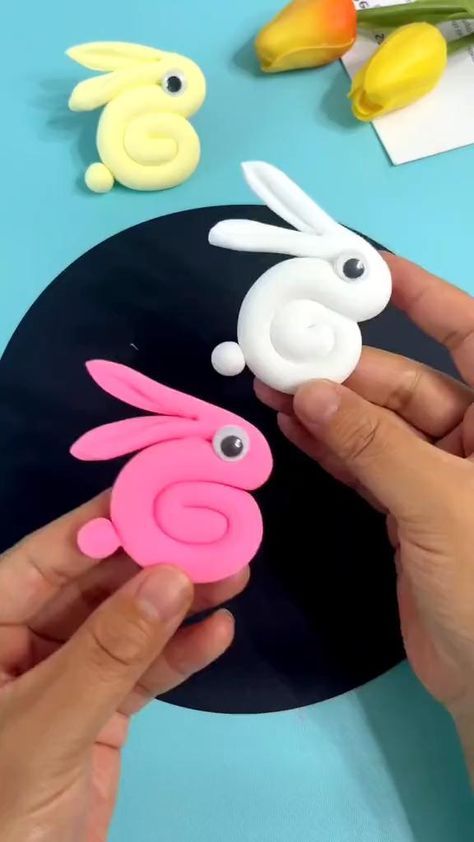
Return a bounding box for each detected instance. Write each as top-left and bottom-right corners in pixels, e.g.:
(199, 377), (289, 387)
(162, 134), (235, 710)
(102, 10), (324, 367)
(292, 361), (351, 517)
(210, 162), (392, 394)
(67, 42), (206, 193)
(71, 360), (272, 583)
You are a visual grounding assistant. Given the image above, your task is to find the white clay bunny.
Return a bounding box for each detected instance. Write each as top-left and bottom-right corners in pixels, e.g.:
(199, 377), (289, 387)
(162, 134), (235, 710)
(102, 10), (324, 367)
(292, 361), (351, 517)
(209, 162), (392, 394)
(67, 41), (206, 193)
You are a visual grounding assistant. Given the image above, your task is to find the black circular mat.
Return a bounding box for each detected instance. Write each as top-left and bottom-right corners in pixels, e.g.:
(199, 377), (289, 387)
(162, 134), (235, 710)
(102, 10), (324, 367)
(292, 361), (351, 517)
(0, 206), (455, 713)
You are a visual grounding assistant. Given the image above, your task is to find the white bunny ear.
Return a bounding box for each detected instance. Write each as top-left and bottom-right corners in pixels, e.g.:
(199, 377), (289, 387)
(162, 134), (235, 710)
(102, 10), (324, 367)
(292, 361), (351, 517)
(242, 161), (338, 236)
(66, 41), (163, 72)
(209, 219), (335, 258)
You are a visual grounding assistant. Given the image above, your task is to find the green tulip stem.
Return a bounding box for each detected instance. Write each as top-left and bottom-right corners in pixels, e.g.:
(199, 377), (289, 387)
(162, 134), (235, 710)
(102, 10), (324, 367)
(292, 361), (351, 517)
(357, 0), (474, 29)
(447, 31), (474, 54)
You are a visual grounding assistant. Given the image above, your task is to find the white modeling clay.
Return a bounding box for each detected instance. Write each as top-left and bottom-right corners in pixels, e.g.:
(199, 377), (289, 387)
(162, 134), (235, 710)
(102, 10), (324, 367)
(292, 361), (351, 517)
(209, 162), (392, 394)
(211, 341), (246, 377)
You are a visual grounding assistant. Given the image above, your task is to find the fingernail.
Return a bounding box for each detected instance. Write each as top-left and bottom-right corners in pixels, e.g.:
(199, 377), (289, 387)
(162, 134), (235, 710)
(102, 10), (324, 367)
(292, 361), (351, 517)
(216, 608), (235, 624)
(295, 381), (341, 428)
(137, 567), (191, 622)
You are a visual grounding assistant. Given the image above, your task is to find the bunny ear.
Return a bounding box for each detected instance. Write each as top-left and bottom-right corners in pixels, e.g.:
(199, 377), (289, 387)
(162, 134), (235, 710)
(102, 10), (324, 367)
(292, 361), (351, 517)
(68, 71), (127, 111)
(209, 219), (328, 258)
(71, 415), (196, 461)
(72, 360), (227, 461)
(85, 360), (210, 420)
(66, 41), (163, 72)
(68, 61), (166, 111)
(242, 161), (339, 236)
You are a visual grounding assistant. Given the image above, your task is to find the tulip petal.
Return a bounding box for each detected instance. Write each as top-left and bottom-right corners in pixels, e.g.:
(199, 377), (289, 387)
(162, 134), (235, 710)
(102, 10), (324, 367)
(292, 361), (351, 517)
(256, 0), (357, 72)
(349, 23), (447, 122)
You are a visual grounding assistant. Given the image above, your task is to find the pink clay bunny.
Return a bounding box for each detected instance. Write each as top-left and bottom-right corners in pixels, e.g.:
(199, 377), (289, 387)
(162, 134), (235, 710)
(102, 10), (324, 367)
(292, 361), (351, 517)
(71, 360), (273, 583)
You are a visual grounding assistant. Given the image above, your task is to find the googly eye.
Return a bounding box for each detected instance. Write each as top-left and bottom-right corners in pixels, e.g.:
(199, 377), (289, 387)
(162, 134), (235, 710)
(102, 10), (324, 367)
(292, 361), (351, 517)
(213, 426), (250, 462)
(162, 70), (187, 95)
(335, 254), (367, 282)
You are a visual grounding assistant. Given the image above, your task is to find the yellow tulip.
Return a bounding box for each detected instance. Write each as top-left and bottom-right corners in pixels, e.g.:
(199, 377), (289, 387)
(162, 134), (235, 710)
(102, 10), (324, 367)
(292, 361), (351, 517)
(349, 23), (447, 122)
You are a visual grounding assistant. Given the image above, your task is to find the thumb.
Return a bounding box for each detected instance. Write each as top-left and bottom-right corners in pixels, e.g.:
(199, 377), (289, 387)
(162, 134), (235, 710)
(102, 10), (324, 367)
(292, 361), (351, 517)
(293, 380), (451, 522)
(39, 565), (193, 747)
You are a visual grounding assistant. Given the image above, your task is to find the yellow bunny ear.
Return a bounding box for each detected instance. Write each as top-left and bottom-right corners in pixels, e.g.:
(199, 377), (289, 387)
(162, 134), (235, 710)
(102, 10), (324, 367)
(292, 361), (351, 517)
(66, 41), (164, 72)
(68, 70), (126, 111)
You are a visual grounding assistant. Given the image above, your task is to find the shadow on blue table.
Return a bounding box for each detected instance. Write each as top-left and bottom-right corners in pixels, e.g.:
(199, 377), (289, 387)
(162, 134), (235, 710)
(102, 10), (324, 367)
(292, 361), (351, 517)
(33, 78), (98, 192)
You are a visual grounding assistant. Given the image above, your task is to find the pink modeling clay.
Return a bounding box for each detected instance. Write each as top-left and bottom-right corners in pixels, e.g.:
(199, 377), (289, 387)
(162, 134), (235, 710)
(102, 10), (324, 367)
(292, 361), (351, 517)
(71, 361), (273, 583)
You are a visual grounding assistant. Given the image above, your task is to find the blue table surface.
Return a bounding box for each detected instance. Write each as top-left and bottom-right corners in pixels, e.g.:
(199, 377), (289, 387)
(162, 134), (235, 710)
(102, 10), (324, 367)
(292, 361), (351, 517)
(2, 2), (473, 840)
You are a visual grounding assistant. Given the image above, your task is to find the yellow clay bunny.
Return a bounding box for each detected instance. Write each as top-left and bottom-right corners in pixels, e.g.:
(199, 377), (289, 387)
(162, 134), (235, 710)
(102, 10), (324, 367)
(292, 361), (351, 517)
(67, 41), (206, 193)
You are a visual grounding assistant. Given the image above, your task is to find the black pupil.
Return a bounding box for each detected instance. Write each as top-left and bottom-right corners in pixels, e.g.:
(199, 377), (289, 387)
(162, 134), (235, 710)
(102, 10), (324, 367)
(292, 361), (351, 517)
(220, 435), (244, 459)
(166, 75), (183, 93)
(343, 258), (365, 279)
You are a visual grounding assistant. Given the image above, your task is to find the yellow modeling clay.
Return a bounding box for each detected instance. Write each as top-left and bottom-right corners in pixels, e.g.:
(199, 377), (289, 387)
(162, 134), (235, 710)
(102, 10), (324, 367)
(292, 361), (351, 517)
(67, 41), (206, 193)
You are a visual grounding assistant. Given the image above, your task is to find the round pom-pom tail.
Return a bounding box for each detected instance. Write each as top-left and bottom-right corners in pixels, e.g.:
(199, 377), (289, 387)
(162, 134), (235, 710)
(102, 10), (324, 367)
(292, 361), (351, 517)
(85, 163), (115, 193)
(211, 342), (246, 377)
(78, 517), (121, 559)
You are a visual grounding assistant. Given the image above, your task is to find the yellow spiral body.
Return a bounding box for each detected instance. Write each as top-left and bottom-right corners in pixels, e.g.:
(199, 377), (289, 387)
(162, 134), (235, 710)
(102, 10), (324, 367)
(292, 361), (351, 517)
(93, 85), (201, 191)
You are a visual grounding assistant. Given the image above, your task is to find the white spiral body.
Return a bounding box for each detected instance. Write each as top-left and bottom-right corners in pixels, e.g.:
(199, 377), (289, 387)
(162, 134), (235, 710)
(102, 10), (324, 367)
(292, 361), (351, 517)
(96, 86), (200, 191)
(236, 257), (363, 393)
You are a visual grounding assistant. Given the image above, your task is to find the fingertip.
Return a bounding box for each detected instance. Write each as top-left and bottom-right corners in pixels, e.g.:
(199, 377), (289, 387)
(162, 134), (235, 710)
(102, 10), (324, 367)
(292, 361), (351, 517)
(215, 606), (235, 626)
(276, 411), (294, 436)
(135, 565), (194, 622)
(253, 378), (271, 403)
(229, 562), (250, 582)
(215, 565), (250, 601)
(144, 563), (193, 590)
(254, 379), (294, 414)
(190, 608), (235, 667)
(380, 251), (406, 273)
(293, 380), (341, 428)
(381, 253), (430, 308)
(212, 608), (236, 647)
(277, 412), (312, 452)
(253, 377), (265, 396)
(232, 564), (251, 590)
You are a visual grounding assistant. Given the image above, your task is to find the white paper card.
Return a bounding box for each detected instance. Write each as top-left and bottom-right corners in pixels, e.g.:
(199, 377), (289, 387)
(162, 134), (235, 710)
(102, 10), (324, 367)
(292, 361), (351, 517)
(342, 2), (474, 164)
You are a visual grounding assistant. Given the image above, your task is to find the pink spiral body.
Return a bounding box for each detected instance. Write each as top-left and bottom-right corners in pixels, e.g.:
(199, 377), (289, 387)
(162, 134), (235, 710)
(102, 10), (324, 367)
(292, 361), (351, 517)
(108, 437), (264, 583)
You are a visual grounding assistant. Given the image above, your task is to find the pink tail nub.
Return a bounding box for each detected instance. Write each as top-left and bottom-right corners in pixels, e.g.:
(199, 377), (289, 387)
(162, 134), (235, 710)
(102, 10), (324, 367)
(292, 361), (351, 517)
(78, 517), (121, 559)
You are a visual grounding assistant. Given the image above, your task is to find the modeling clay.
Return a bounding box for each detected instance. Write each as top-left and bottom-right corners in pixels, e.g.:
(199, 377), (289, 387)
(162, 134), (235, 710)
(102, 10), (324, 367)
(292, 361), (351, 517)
(209, 161), (392, 394)
(67, 41), (206, 193)
(71, 361), (272, 583)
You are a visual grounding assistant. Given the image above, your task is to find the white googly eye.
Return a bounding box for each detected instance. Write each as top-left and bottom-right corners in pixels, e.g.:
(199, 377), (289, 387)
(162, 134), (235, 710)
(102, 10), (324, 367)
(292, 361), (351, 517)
(335, 253), (368, 282)
(213, 426), (250, 462)
(161, 70), (187, 96)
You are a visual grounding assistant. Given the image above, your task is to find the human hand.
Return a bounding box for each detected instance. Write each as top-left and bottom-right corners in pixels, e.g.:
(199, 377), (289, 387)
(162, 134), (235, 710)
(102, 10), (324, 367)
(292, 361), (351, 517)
(256, 253), (474, 780)
(0, 495), (247, 842)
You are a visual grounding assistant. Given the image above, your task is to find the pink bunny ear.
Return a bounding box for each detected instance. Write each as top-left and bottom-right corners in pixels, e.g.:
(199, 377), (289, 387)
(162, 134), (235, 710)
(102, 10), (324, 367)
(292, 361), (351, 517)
(85, 360), (211, 419)
(71, 414), (201, 461)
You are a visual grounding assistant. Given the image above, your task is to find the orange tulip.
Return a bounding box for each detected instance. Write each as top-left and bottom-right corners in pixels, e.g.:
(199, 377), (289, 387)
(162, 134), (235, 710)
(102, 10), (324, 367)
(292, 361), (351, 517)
(255, 0), (357, 73)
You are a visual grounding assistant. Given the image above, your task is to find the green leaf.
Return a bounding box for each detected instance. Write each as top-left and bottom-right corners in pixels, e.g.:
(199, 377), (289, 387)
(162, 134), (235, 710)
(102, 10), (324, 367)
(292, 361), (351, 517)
(357, 0), (474, 29)
(447, 31), (474, 53)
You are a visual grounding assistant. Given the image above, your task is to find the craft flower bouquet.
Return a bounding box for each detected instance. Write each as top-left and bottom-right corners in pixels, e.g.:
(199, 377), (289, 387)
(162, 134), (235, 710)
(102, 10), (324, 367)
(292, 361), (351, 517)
(255, 0), (474, 120)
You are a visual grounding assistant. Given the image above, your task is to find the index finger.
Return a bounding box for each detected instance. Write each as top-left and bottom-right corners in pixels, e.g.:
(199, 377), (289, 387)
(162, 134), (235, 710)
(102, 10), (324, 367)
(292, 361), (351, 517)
(0, 493), (251, 628)
(0, 493), (111, 624)
(384, 253), (474, 386)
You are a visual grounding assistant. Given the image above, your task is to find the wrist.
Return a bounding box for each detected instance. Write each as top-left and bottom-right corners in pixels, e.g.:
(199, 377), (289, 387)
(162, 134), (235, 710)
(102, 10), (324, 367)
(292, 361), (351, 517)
(452, 707), (474, 788)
